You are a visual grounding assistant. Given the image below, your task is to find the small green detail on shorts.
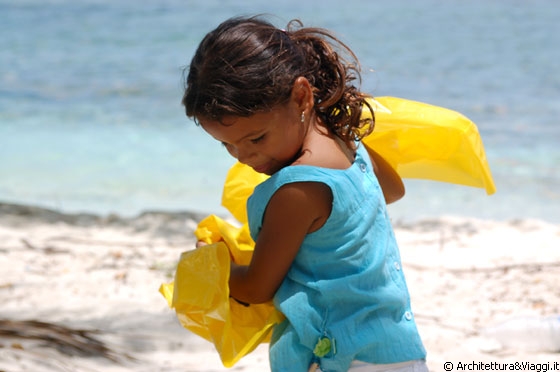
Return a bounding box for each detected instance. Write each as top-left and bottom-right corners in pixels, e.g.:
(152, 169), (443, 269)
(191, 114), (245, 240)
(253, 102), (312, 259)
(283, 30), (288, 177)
(313, 337), (331, 358)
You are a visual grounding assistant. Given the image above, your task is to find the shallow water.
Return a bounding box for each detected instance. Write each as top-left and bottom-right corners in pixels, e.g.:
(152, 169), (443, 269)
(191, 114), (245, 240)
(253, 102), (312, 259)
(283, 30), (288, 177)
(1, 0), (559, 222)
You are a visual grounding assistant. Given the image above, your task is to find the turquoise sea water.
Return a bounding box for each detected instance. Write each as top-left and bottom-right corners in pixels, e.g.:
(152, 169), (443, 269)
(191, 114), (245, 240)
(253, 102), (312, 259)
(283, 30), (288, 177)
(1, 0), (559, 222)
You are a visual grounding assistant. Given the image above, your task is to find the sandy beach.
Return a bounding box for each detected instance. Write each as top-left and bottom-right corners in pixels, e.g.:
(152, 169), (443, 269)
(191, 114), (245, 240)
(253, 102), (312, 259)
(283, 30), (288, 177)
(1, 202), (559, 371)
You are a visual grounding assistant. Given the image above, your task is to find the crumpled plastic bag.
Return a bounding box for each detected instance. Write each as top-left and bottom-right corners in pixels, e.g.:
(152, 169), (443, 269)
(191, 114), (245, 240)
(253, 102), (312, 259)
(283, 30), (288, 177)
(160, 96), (496, 368)
(159, 217), (284, 367)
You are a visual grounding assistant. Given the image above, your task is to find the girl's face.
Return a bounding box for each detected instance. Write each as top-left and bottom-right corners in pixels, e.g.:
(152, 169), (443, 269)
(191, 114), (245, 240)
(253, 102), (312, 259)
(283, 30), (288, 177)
(199, 101), (307, 175)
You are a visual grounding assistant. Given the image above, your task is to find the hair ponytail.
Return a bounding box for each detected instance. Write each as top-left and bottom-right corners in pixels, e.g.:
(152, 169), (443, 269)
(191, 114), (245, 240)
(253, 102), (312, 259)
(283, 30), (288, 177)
(286, 21), (374, 142)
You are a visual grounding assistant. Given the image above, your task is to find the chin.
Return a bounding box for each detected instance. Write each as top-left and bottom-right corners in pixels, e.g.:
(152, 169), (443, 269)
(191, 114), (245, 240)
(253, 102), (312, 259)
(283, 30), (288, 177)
(252, 161), (288, 175)
(258, 168), (274, 176)
(263, 163), (287, 175)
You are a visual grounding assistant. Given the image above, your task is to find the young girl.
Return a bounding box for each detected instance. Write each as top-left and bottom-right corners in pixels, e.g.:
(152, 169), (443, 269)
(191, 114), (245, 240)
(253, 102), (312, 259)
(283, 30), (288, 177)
(182, 16), (427, 372)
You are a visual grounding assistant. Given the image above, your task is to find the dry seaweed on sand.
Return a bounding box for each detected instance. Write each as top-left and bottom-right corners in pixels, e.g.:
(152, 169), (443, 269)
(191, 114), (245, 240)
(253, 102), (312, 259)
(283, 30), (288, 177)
(0, 319), (133, 362)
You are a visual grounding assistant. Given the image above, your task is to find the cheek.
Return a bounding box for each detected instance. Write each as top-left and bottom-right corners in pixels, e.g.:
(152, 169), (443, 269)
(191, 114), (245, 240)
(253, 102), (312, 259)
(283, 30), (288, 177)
(281, 125), (305, 154)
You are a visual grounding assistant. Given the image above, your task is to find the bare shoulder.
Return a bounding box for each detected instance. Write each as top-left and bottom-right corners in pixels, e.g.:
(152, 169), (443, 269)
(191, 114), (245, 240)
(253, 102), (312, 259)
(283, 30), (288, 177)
(266, 181), (332, 234)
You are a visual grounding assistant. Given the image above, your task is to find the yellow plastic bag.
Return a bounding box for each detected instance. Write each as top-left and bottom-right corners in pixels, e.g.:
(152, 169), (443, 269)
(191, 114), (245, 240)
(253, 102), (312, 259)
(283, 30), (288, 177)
(159, 214), (284, 367)
(363, 97), (496, 194)
(160, 96), (496, 367)
(220, 162), (268, 225)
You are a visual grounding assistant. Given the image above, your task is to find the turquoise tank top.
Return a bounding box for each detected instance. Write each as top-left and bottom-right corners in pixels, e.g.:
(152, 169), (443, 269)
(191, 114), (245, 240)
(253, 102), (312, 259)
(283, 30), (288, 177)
(247, 144), (426, 372)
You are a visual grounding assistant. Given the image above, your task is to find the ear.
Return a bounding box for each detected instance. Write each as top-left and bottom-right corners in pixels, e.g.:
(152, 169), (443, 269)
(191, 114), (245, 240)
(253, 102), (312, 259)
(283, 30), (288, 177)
(291, 76), (314, 113)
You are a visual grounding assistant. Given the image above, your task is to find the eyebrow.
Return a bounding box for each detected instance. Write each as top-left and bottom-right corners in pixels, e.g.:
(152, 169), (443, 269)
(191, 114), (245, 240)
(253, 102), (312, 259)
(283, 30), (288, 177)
(223, 129), (265, 145)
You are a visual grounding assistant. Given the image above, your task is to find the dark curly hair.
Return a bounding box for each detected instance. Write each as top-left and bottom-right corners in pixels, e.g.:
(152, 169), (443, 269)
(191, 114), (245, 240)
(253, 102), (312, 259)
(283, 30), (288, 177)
(182, 16), (374, 143)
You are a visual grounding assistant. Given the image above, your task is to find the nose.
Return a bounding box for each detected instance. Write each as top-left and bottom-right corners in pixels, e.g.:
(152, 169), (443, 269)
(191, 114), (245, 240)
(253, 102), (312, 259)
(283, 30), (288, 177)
(226, 145), (254, 165)
(236, 146), (255, 165)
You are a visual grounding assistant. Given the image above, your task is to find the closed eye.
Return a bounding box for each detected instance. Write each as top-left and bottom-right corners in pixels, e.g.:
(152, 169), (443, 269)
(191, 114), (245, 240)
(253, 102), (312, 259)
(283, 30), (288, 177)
(250, 134), (265, 144)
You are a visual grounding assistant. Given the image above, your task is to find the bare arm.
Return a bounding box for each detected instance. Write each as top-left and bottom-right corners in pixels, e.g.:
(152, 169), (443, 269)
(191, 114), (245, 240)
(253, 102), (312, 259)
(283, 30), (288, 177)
(229, 182), (332, 304)
(366, 147), (405, 204)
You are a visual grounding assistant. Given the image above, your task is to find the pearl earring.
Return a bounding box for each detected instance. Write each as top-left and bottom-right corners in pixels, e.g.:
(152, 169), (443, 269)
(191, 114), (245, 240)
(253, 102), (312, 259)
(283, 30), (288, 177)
(301, 112), (305, 123)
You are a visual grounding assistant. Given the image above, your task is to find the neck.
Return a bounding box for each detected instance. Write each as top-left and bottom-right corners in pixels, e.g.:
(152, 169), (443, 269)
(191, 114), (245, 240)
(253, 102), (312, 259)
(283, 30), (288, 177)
(292, 119), (356, 169)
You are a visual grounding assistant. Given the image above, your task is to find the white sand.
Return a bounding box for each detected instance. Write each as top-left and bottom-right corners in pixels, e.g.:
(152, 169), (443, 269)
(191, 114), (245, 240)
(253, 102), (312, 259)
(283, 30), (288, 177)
(1, 204), (559, 371)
